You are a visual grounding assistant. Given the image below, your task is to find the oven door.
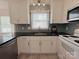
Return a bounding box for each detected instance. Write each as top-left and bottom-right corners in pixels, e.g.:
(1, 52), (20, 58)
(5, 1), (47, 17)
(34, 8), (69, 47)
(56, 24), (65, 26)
(61, 40), (75, 56)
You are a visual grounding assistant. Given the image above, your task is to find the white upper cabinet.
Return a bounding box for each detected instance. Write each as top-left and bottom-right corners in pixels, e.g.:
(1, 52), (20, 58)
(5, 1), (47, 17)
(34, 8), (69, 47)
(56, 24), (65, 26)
(51, 0), (68, 23)
(8, 0), (69, 24)
(0, 0), (9, 16)
(8, 0), (29, 24)
(65, 0), (79, 10)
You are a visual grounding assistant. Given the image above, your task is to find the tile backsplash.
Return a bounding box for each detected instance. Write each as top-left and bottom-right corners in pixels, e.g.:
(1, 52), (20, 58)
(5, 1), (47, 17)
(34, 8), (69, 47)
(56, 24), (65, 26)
(15, 24), (67, 33)
(14, 22), (79, 36)
(15, 24), (29, 32)
(52, 24), (67, 33)
(66, 21), (79, 36)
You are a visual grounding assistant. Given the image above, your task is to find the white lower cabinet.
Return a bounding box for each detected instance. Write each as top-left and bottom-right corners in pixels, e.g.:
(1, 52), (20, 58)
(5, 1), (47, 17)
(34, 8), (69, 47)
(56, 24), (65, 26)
(50, 37), (57, 53)
(41, 39), (51, 53)
(29, 37), (40, 53)
(17, 36), (57, 54)
(41, 36), (57, 54)
(17, 37), (30, 54)
(40, 37), (57, 53)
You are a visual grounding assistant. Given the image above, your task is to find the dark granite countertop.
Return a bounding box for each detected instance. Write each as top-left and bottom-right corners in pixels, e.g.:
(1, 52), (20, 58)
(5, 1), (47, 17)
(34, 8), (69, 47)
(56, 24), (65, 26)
(15, 32), (59, 36)
(0, 37), (17, 47)
(58, 32), (70, 35)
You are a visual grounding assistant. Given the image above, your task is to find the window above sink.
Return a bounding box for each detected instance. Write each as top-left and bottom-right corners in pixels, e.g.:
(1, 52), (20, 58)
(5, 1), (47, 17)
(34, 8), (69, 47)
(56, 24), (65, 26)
(31, 12), (50, 30)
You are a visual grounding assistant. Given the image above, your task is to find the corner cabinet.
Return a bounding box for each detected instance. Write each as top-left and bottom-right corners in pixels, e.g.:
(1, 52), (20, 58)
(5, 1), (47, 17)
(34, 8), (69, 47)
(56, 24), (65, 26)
(17, 37), (30, 54)
(17, 36), (57, 54)
(50, 0), (68, 23)
(8, 0), (29, 24)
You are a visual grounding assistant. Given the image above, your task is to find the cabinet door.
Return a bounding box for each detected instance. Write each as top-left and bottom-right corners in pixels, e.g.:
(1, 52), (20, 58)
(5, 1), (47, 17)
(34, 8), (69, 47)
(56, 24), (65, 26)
(50, 37), (57, 53)
(29, 36), (40, 53)
(9, 0), (28, 24)
(9, 0), (19, 24)
(17, 37), (30, 54)
(53, 0), (64, 23)
(17, 0), (28, 24)
(63, 0), (68, 23)
(51, 0), (67, 23)
(40, 37), (52, 53)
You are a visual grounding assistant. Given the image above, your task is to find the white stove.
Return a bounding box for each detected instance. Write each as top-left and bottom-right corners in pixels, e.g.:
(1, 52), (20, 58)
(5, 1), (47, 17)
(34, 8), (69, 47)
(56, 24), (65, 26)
(59, 35), (79, 59)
